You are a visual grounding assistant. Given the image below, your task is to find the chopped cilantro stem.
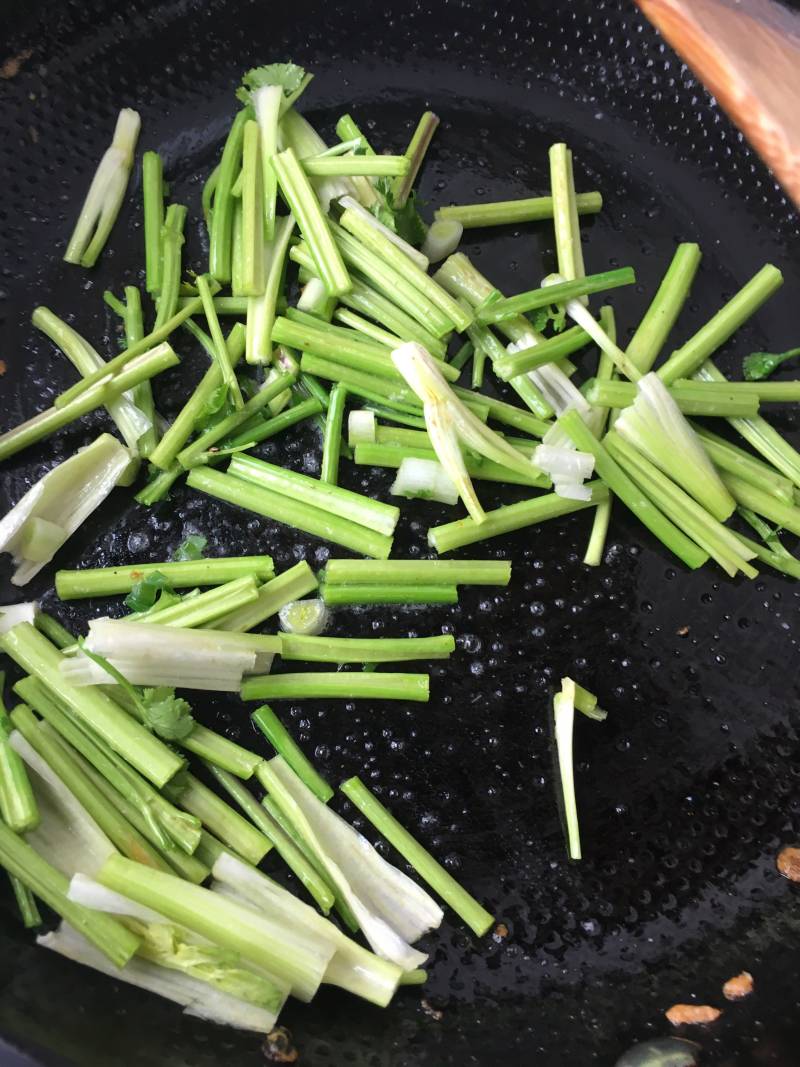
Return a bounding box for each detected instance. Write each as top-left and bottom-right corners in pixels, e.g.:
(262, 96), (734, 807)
(241, 120), (266, 297)
(392, 110), (439, 208)
(298, 353), (422, 413)
(171, 774), (272, 866)
(272, 146), (350, 296)
(240, 671), (430, 703)
(129, 575), (260, 629)
(186, 466), (393, 558)
(0, 817), (139, 967)
(10, 704), (169, 871)
(694, 359), (800, 488)
(335, 114), (375, 152)
(279, 633), (455, 663)
(8, 872), (41, 928)
(55, 286), (219, 406)
(627, 243), (701, 373)
(113, 286), (158, 458)
(354, 441), (547, 487)
(338, 278), (448, 357)
(694, 426), (795, 504)
(558, 410), (708, 569)
(207, 763), (335, 912)
(33, 613), (74, 650)
(339, 208), (470, 331)
(228, 454), (399, 537)
(583, 308), (617, 567)
(176, 370), (296, 469)
(435, 191), (602, 228)
(657, 265), (783, 384)
(549, 144), (587, 296)
(0, 699), (39, 834)
(320, 384), (347, 485)
(142, 151), (165, 293)
(320, 584), (458, 606)
(226, 396), (322, 450)
(153, 204), (187, 330)
(148, 322), (245, 470)
(333, 308), (403, 348)
(134, 464), (183, 506)
(202, 162), (220, 229)
(197, 274), (244, 410)
(209, 109), (248, 284)
(55, 556), (273, 599)
(586, 379), (760, 417)
(478, 268), (635, 325)
(322, 559), (509, 584)
(64, 108), (141, 269)
(553, 679), (581, 860)
(0, 341), (177, 464)
(0, 625), (184, 788)
(212, 561), (317, 633)
(493, 325), (592, 380)
(341, 776), (493, 936)
(302, 155), (410, 177)
(252, 704), (333, 802)
(427, 484), (605, 553)
(721, 473), (800, 537)
(247, 213), (295, 364)
(177, 296), (248, 314)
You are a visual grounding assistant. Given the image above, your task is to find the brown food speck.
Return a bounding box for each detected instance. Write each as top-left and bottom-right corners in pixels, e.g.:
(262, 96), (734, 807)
(723, 971), (754, 1000)
(1, 49), (33, 79)
(666, 1004), (722, 1026)
(493, 922), (509, 941)
(0, 360), (6, 376)
(777, 845), (800, 881)
(677, 625), (690, 636)
(262, 1026), (298, 1063)
(420, 998), (443, 1021)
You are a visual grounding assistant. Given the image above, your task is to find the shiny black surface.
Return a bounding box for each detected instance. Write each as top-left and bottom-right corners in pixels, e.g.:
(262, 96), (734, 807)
(1, 1), (800, 1063)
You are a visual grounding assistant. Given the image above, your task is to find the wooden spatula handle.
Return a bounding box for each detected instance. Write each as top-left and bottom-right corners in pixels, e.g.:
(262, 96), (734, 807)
(637, 0), (800, 208)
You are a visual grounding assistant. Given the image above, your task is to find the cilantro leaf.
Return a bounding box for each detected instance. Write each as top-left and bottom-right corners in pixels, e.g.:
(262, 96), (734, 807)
(141, 687), (196, 741)
(526, 304), (567, 335)
(372, 180), (428, 246)
(124, 571), (174, 613)
(236, 63), (311, 109)
(193, 383), (232, 432)
(742, 347), (800, 381)
(172, 535), (207, 562)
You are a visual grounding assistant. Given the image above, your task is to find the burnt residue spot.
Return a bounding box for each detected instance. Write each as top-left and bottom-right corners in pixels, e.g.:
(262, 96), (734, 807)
(492, 921), (509, 942)
(420, 998), (444, 1021)
(263, 1027), (299, 1064)
(0, 49), (33, 79)
(0, 360), (6, 376)
(676, 625), (690, 637)
(777, 845), (800, 881)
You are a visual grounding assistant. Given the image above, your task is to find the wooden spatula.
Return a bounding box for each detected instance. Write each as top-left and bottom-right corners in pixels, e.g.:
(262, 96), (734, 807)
(636, 0), (800, 208)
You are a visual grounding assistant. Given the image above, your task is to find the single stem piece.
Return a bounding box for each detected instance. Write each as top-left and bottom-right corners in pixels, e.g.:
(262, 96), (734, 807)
(186, 467), (393, 559)
(339, 278), (447, 357)
(694, 426), (795, 504)
(153, 204), (188, 330)
(279, 633), (455, 662)
(209, 109), (248, 284)
(55, 555), (273, 599)
(128, 575), (259, 629)
(0, 690), (39, 833)
(272, 146), (350, 296)
(721, 473), (800, 536)
(657, 265), (783, 384)
(584, 306), (617, 568)
(118, 286), (157, 458)
(8, 873), (41, 928)
(392, 110), (439, 207)
(355, 441), (547, 487)
(321, 384), (347, 485)
(333, 308), (402, 348)
(493, 325), (592, 380)
(626, 243), (701, 373)
(321, 584), (458, 605)
(247, 214), (295, 364)
(341, 776), (493, 935)
(302, 155), (410, 177)
(171, 774), (272, 866)
(177, 296), (248, 314)
(34, 612), (74, 650)
(64, 108), (141, 268)
(197, 274), (244, 410)
(478, 268), (635, 325)
(240, 120), (266, 297)
(225, 397), (322, 450)
(142, 151), (164, 294)
(428, 484), (605, 553)
(252, 705), (333, 802)
(558, 410), (707, 569)
(586, 379), (760, 417)
(549, 144), (587, 296)
(324, 558), (511, 586)
(435, 192), (602, 228)
(241, 672), (430, 702)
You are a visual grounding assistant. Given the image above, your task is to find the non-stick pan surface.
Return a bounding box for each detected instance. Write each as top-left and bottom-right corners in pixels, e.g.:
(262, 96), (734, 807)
(1, 0), (800, 1063)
